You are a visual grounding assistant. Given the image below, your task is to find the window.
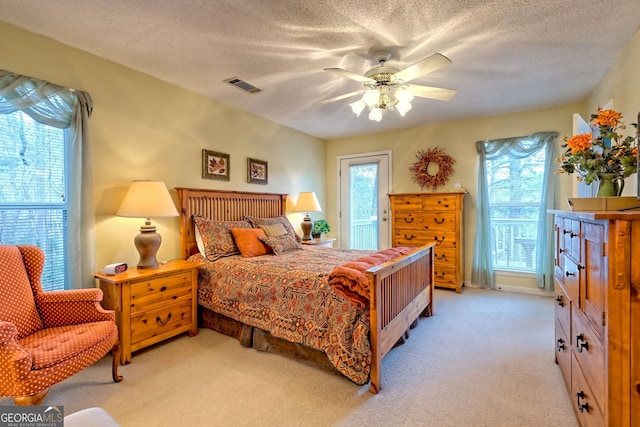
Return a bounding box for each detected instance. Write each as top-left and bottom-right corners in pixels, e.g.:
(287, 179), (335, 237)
(486, 148), (546, 272)
(0, 111), (68, 291)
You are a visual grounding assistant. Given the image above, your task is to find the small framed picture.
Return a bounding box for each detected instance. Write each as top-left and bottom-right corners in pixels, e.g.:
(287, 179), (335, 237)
(247, 158), (268, 184)
(202, 149), (230, 181)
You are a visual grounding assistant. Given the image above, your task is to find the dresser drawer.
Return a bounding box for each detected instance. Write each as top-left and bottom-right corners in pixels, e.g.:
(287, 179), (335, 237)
(391, 195), (422, 211)
(571, 354), (604, 426)
(422, 195), (458, 211)
(434, 265), (457, 286)
(555, 281), (571, 340)
(394, 211), (457, 230)
(555, 315), (571, 393)
(563, 219), (581, 263)
(394, 229), (458, 248)
(131, 299), (193, 349)
(572, 307), (605, 412)
(433, 247), (457, 266)
(562, 257), (580, 305)
(130, 272), (193, 313)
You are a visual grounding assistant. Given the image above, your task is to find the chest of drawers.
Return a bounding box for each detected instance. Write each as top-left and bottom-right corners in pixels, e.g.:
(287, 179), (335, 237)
(389, 192), (465, 293)
(552, 210), (640, 426)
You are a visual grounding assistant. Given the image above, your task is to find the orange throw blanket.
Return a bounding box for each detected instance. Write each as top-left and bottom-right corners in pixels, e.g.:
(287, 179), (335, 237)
(327, 247), (413, 309)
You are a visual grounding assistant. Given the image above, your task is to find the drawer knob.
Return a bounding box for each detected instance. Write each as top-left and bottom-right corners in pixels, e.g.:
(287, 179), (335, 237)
(565, 271), (575, 277)
(575, 333), (589, 353)
(156, 312), (173, 326)
(555, 294), (564, 307)
(556, 338), (565, 352)
(160, 286), (168, 292)
(577, 264), (585, 271)
(562, 229), (570, 235)
(576, 391), (589, 413)
(404, 234), (415, 240)
(559, 248), (564, 253)
(435, 253), (448, 261)
(434, 236), (445, 243)
(434, 218), (445, 224)
(435, 271), (446, 279)
(403, 217), (414, 224)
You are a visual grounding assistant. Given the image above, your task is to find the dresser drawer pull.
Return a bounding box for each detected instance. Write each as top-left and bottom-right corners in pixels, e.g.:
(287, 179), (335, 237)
(576, 391), (589, 413)
(555, 294), (564, 307)
(577, 264), (585, 271)
(559, 248), (564, 253)
(434, 236), (445, 243)
(435, 254), (448, 261)
(575, 333), (589, 352)
(435, 271), (446, 279)
(433, 218), (445, 224)
(156, 312), (172, 326)
(565, 271), (575, 277)
(562, 229), (570, 235)
(404, 234), (415, 240)
(160, 286), (167, 292)
(403, 217), (414, 224)
(556, 338), (565, 352)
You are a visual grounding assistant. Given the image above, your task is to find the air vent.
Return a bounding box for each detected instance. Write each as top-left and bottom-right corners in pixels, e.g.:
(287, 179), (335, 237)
(223, 77), (262, 94)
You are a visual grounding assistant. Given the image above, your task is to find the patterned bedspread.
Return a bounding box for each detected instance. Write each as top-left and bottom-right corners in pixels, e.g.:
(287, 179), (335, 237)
(190, 246), (375, 385)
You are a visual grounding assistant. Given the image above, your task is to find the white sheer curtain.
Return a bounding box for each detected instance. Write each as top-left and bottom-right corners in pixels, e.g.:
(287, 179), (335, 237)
(472, 131), (558, 291)
(0, 70), (95, 288)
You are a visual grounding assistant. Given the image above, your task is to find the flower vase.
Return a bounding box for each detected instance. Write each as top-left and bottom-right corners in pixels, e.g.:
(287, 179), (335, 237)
(597, 173), (624, 197)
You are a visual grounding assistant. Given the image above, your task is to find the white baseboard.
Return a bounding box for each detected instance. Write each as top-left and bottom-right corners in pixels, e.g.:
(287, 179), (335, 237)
(495, 283), (554, 297)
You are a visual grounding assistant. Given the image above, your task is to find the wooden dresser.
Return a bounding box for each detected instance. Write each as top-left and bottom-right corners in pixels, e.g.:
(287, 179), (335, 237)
(551, 210), (640, 426)
(95, 260), (201, 364)
(389, 192), (465, 293)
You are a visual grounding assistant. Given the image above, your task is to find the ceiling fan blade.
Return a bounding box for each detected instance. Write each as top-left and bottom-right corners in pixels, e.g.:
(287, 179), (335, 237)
(324, 68), (375, 83)
(394, 53), (452, 83)
(313, 90), (365, 106)
(408, 84), (457, 101)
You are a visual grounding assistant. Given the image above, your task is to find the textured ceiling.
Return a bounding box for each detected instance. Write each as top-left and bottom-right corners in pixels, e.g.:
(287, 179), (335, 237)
(1, 0), (639, 140)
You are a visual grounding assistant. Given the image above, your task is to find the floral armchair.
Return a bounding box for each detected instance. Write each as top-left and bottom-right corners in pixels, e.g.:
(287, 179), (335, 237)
(0, 245), (122, 405)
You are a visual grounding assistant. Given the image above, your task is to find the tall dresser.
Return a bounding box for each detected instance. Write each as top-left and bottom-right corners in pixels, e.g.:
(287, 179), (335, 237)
(551, 209), (640, 426)
(389, 192), (465, 293)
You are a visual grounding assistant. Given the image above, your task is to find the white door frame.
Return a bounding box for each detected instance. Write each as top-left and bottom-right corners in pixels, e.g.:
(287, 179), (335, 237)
(337, 150), (392, 249)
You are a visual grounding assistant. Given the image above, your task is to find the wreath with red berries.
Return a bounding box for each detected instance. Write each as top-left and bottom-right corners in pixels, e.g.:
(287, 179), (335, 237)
(409, 147), (455, 190)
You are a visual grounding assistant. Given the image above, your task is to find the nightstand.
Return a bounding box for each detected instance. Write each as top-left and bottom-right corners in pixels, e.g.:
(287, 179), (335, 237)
(95, 259), (201, 364)
(301, 238), (336, 248)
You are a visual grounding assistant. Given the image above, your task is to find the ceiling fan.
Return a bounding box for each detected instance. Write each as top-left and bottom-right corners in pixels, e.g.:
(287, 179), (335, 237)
(315, 50), (456, 121)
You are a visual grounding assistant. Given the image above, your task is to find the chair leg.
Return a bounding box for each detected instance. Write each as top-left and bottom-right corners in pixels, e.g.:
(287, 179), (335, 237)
(14, 388), (49, 406)
(112, 341), (123, 382)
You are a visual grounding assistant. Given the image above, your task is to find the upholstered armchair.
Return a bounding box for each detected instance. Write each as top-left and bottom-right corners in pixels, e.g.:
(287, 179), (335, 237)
(0, 245), (122, 405)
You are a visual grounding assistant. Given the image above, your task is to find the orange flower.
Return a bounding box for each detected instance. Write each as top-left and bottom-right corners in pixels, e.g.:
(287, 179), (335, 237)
(591, 109), (623, 128)
(566, 133), (592, 154)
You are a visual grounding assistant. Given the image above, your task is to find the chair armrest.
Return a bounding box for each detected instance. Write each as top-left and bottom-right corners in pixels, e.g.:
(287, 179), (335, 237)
(0, 322), (33, 383)
(35, 289), (116, 328)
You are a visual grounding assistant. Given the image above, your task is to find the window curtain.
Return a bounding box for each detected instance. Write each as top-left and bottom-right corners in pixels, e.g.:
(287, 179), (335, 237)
(0, 70), (95, 289)
(472, 131), (558, 291)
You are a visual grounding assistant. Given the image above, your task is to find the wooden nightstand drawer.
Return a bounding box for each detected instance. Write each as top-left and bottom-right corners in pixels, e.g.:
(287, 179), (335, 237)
(130, 272), (192, 313)
(131, 299), (193, 350)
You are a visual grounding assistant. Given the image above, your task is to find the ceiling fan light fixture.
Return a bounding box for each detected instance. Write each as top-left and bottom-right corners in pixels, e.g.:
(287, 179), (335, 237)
(396, 100), (412, 117)
(350, 99), (366, 116)
(394, 86), (414, 103)
(369, 108), (383, 122)
(363, 89), (380, 107)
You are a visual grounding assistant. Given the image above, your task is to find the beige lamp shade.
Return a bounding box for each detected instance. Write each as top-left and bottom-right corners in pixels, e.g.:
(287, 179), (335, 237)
(117, 180), (178, 269)
(294, 192), (322, 241)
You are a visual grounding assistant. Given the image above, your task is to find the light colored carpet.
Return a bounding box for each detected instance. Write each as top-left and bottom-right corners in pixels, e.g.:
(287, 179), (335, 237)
(1, 288), (577, 426)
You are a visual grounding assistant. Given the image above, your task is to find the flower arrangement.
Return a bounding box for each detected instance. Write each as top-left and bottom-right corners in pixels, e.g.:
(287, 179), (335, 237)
(555, 107), (638, 185)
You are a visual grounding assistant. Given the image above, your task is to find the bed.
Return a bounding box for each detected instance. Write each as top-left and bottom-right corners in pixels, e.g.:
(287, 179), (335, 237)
(176, 187), (434, 393)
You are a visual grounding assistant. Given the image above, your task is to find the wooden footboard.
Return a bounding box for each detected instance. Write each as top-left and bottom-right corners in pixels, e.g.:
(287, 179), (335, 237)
(367, 243), (434, 394)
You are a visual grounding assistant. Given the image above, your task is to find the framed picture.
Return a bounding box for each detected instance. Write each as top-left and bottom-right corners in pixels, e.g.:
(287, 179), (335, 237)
(202, 149), (230, 181)
(247, 158), (268, 184)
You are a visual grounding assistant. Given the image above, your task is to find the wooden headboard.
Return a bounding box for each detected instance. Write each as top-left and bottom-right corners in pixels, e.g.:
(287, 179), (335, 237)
(175, 187), (288, 259)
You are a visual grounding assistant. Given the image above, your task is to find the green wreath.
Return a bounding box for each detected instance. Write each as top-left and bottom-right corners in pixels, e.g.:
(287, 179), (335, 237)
(409, 147), (455, 191)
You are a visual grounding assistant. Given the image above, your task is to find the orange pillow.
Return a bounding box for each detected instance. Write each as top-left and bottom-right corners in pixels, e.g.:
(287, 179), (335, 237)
(229, 228), (272, 257)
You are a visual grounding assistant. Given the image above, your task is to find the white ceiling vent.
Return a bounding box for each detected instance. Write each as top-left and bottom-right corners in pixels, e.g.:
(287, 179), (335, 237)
(223, 77), (262, 94)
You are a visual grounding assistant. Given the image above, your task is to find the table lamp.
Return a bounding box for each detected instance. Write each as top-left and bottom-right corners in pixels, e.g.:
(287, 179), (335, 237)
(293, 192), (322, 241)
(116, 180), (179, 269)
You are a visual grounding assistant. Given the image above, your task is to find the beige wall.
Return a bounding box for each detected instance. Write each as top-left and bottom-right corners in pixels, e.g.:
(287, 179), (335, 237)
(0, 22), (326, 277)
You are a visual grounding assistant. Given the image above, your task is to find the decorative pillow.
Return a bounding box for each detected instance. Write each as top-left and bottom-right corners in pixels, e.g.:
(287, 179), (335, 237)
(258, 223), (287, 237)
(245, 215), (301, 243)
(229, 228), (272, 257)
(259, 235), (302, 255)
(192, 215), (252, 260)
